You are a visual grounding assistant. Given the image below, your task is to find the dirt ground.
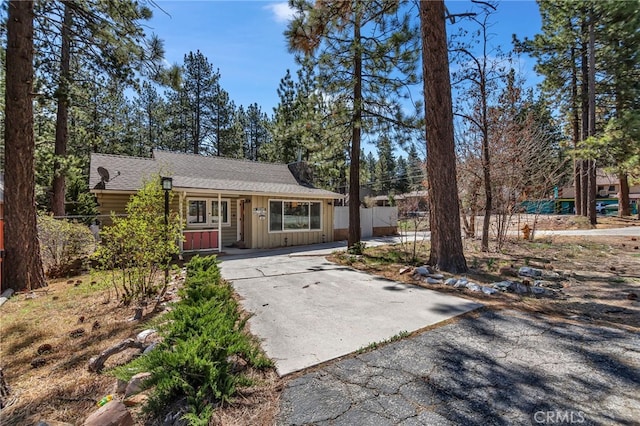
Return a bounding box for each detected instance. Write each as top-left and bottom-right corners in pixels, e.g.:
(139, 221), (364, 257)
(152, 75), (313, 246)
(333, 215), (640, 331)
(0, 215), (637, 425)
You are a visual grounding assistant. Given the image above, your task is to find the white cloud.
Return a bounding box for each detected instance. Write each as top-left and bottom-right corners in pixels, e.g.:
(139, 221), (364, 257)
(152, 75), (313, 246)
(264, 2), (296, 24)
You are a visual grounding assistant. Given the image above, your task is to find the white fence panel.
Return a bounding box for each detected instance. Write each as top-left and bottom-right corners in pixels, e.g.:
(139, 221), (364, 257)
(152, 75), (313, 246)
(334, 206), (397, 238)
(360, 208), (373, 238)
(373, 207), (398, 227)
(334, 206), (349, 229)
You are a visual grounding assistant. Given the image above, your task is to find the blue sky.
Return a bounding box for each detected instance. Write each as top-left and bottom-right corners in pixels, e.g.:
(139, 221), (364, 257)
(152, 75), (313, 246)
(148, 0), (543, 115)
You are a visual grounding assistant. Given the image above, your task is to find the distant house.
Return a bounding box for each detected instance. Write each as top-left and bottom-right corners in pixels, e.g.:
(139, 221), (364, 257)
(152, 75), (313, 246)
(559, 171), (640, 200)
(558, 171), (640, 214)
(89, 150), (342, 252)
(369, 190), (429, 208)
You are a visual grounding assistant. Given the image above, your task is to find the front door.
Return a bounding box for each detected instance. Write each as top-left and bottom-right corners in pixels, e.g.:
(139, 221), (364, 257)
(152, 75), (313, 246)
(237, 199), (245, 243)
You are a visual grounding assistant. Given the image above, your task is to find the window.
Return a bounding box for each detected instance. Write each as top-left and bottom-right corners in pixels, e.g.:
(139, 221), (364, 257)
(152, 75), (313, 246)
(187, 200), (207, 225)
(212, 200), (229, 225)
(269, 200), (322, 232)
(187, 198), (230, 227)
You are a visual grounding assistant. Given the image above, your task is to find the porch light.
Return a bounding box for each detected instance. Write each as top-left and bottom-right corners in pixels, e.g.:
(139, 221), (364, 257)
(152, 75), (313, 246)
(161, 176), (173, 285)
(161, 176), (173, 191)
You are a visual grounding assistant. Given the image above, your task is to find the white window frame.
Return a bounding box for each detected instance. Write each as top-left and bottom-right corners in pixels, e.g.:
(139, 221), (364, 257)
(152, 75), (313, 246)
(268, 199), (322, 233)
(186, 197), (231, 228)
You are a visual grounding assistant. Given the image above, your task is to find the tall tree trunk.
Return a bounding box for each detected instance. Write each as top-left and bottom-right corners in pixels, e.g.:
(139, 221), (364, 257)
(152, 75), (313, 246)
(571, 46), (582, 216)
(348, 4), (362, 248)
(480, 57), (491, 252)
(587, 13), (597, 225)
(618, 174), (630, 217)
(4, 0), (47, 291)
(51, 1), (72, 217)
(580, 24), (589, 218)
(420, 0), (467, 273)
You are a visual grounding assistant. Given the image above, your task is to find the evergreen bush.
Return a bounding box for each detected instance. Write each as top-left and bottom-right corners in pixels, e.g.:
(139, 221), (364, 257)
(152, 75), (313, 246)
(112, 255), (272, 424)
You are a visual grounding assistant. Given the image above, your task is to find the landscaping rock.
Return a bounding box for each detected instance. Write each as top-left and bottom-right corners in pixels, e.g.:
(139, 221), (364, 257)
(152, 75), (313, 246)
(444, 278), (458, 286)
(542, 270), (561, 279)
(399, 267), (412, 275)
(425, 277), (442, 285)
(414, 266), (432, 276)
(518, 267), (543, 278)
(114, 378), (128, 395)
(453, 278), (468, 289)
(481, 286), (498, 295)
(465, 282), (481, 292)
(143, 342), (158, 355)
(511, 282), (531, 295)
(124, 372), (152, 397)
(36, 421), (74, 426)
(136, 329), (157, 343)
(493, 281), (515, 291)
(123, 393), (148, 407)
(428, 274), (444, 280)
(530, 286), (546, 295)
(83, 400), (133, 426)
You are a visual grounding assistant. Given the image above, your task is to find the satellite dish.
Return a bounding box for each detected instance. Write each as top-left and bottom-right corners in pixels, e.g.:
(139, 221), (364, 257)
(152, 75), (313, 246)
(97, 167), (110, 182)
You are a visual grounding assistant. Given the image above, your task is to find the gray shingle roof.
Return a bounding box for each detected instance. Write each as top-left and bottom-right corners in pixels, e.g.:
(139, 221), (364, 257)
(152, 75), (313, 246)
(89, 150), (342, 198)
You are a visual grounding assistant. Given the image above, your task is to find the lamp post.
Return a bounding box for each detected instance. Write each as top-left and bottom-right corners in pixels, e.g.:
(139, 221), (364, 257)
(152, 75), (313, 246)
(161, 177), (172, 284)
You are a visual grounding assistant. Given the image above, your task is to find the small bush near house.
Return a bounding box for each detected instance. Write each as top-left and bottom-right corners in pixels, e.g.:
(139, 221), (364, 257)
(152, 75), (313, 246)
(94, 176), (182, 304)
(38, 214), (95, 277)
(112, 255), (272, 425)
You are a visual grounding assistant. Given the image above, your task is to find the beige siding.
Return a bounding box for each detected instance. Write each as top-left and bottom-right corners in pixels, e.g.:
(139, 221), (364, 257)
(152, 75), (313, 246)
(95, 191), (336, 250)
(250, 196), (334, 249)
(95, 193), (132, 226)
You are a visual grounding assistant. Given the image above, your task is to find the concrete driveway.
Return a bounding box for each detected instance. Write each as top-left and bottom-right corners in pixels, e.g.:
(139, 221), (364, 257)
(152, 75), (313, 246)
(219, 244), (481, 376)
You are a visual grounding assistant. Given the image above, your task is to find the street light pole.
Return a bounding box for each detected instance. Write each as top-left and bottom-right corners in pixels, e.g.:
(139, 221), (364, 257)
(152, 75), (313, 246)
(161, 177), (173, 285)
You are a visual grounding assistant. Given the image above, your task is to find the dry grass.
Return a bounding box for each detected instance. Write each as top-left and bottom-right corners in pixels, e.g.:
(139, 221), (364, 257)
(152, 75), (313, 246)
(0, 275), (147, 425)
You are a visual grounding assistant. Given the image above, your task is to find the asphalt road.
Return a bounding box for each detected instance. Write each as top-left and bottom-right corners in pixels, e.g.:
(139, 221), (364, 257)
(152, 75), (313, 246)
(277, 309), (640, 425)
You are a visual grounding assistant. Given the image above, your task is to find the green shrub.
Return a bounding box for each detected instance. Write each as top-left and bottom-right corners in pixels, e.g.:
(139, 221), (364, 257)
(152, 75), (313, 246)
(347, 241), (367, 255)
(38, 214), (95, 277)
(112, 255), (272, 424)
(93, 176), (182, 304)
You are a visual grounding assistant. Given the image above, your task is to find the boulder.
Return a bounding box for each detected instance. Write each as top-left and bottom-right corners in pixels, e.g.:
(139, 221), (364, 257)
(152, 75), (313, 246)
(518, 267), (543, 278)
(114, 378), (128, 395)
(83, 401), (133, 426)
(444, 278), (458, 286)
(493, 281), (515, 291)
(465, 282), (481, 292)
(124, 372), (152, 397)
(136, 329), (157, 343)
(123, 393), (148, 407)
(414, 266), (432, 276)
